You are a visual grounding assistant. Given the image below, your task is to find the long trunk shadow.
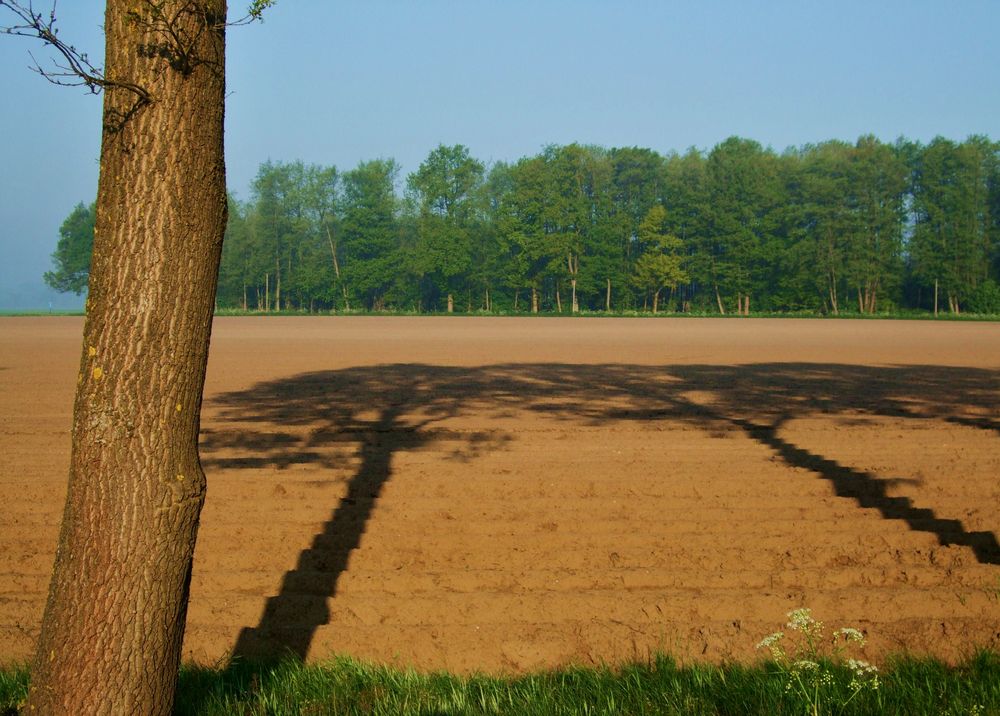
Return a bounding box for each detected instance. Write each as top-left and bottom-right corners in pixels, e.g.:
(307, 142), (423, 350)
(231, 403), (404, 662)
(732, 417), (1000, 565)
(207, 361), (1000, 664)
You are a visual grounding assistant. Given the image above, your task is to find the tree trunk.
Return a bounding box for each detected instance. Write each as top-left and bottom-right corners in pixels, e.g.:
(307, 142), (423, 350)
(265, 272), (269, 312)
(531, 286), (538, 314)
(275, 256), (281, 312)
(934, 278), (939, 317)
(555, 284), (562, 313)
(652, 289), (660, 314)
(864, 279), (877, 314)
(27, 2), (227, 714)
(326, 226), (350, 311)
(567, 253), (578, 313)
(326, 228), (341, 279)
(605, 278), (611, 312)
(513, 289), (519, 311)
(828, 269), (839, 315)
(447, 293), (454, 313)
(715, 284), (726, 315)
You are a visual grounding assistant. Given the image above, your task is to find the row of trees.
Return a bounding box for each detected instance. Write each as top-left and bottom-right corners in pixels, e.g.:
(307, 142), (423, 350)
(49, 135), (1000, 315)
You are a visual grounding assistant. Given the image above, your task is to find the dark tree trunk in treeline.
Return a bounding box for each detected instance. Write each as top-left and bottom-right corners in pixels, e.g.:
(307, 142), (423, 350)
(27, 1), (228, 713)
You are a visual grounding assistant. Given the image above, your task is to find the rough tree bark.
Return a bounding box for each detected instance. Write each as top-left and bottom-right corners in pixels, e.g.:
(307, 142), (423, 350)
(26, 1), (228, 713)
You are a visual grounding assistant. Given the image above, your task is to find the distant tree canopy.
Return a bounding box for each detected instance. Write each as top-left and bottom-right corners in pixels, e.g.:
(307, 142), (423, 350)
(53, 135), (1000, 315)
(44, 201), (96, 295)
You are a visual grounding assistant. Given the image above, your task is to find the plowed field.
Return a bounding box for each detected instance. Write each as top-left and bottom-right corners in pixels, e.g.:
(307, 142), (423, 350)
(2, 316), (999, 672)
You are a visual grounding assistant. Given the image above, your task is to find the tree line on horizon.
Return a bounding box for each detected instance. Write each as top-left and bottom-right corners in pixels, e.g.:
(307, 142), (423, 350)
(47, 134), (1000, 315)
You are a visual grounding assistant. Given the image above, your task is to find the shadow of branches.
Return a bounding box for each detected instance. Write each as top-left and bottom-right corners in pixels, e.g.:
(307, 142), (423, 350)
(199, 362), (1000, 662)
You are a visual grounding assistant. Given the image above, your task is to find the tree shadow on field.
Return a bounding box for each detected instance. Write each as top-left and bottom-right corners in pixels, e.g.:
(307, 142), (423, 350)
(201, 362), (1000, 662)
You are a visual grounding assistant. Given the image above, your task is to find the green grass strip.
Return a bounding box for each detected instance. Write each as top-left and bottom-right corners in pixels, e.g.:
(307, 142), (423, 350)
(3, 308), (998, 321)
(209, 307), (1000, 321)
(3, 651), (998, 715)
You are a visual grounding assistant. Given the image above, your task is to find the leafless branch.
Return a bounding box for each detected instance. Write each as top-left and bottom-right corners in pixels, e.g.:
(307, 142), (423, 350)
(2, 0), (273, 103)
(1, 0), (152, 103)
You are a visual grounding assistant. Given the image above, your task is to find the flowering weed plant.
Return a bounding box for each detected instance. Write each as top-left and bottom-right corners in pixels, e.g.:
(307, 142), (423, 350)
(756, 608), (880, 715)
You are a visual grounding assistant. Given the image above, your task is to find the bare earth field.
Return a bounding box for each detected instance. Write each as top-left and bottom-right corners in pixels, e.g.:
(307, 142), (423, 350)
(2, 316), (999, 673)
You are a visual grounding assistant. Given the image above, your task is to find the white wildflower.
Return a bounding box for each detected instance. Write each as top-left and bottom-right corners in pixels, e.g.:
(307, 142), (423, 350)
(755, 632), (784, 650)
(846, 658), (878, 676)
(847, 658), (880, 692)
(786, 608), (821, 633)
(834, 627), (866, 644)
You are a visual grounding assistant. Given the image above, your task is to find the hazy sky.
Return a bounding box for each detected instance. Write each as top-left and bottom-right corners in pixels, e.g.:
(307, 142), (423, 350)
(2, 1), (999, 309)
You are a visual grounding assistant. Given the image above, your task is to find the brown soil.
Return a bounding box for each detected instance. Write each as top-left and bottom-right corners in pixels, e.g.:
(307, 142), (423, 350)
(2, 316), (999, 673)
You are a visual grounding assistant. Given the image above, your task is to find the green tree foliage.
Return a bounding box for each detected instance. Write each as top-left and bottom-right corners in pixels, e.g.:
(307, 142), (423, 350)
(844, 136), (908, 313)
(780, 138), (908, 314)
(498, 154), (554, 311)
(701, 137), (782, 315)
(632, 205), (688, 312)
(661, 148), (707, 311)
(54, 135), (1000, 315)
(43, 201), (96, 294)
(782, 141), (853, 313)
(406, 145), (485, 311)
(217, 194), (252, 309)
(341, 158), (401, 310)
(910, 136), (1000, 313)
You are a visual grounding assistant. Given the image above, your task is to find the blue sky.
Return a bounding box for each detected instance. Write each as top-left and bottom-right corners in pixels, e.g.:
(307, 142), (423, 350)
(2, 0), (999, 309)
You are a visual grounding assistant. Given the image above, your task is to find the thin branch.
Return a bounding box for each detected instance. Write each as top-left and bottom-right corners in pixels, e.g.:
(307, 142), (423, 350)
(230, 0), (276, 26)
(1, 0), (151, 102)
(2, 0), (273, 102)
